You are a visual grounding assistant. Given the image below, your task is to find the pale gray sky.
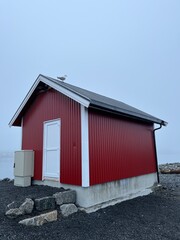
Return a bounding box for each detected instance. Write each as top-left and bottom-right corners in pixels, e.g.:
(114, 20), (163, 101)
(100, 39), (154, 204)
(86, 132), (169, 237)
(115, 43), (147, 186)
(0, 1), (180, 163)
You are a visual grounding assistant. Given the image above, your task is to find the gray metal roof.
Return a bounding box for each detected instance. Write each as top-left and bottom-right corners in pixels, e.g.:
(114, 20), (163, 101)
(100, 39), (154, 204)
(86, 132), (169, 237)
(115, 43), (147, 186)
(43, 75), (166, 126)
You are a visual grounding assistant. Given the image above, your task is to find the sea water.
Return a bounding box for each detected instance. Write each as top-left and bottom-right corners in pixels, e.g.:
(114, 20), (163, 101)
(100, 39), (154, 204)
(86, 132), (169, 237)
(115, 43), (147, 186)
(0, 152), (14, 180)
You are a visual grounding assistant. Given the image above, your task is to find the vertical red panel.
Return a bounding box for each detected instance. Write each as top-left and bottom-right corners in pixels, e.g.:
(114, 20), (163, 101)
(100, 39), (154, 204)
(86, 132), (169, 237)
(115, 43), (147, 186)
(89, 108), (156, 186)
(22, 89), (81, 185)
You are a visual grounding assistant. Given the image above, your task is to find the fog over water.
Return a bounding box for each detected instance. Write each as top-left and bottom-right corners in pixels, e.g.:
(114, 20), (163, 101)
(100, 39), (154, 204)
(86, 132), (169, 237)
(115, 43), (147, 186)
(0, 152), (14, 179)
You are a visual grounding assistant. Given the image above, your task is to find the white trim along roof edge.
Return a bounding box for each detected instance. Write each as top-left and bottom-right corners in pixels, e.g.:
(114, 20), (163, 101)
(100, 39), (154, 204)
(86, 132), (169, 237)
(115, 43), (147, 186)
(9, 75), (90, 127)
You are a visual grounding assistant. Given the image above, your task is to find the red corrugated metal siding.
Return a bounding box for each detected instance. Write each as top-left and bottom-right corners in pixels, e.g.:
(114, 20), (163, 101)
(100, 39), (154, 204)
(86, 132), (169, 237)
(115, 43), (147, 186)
(89, 108), (157, 186)
(22, 89), (81, 185)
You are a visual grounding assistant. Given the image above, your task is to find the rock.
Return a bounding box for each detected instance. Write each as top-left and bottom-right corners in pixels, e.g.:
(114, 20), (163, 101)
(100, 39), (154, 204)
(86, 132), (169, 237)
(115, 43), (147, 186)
(53, 190), (76, 205)
(19, 210), (58, 226)
(6, 201), (20, 211)
(159, 163), (180, 174)
(6, 198), (34, 217)
(60, 204), (78, 217)
(5, 208), (23, 219)
(160, 169), (180, 174)
(2, 178), (11, 182)
(35, 196), (56, 211)
(161, 169), (171, 174)
(171, 169), (180, 174)
(19, 198), (34, 214)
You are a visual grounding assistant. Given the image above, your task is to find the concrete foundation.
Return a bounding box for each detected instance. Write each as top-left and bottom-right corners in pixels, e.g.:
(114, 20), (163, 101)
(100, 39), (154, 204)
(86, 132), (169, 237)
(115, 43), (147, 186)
(33, 173), (157, 212)
(14, 176), (31, 187)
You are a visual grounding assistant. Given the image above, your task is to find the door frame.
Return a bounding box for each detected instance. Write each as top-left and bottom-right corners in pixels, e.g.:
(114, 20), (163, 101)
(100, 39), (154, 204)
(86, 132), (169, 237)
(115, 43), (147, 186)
(42, 118), (61, 181)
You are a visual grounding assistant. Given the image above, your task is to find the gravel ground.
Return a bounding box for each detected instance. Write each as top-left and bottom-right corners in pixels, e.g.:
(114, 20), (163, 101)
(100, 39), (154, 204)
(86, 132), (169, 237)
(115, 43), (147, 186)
(0, 174), (180, 240)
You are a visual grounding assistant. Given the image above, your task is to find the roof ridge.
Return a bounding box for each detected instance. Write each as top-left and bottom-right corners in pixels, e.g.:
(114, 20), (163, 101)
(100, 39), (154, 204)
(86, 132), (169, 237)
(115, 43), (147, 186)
(10, 74), (166, 126)
(42, 75), (163, 122)
(41, 75), (167, 125)
(42, 75), (91, 102)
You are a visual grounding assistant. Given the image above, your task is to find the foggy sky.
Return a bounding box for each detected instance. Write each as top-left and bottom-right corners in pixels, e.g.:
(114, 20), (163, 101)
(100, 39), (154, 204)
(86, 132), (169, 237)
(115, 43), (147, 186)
(0, 1), (180, 163)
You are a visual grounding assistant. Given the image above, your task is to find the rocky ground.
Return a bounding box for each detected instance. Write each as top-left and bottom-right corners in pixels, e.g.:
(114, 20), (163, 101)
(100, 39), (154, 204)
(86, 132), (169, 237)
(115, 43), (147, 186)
(159, 162), (180, 174)
(0, 165), (180, 240)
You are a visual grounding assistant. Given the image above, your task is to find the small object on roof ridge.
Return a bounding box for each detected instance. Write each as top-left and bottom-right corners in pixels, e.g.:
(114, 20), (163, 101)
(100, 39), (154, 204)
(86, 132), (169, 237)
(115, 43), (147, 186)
(57, 75), (67, 82)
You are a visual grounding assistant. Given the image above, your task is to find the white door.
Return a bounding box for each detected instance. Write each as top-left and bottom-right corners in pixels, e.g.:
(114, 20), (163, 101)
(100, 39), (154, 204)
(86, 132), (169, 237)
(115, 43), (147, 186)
(43, 119), (60, 180)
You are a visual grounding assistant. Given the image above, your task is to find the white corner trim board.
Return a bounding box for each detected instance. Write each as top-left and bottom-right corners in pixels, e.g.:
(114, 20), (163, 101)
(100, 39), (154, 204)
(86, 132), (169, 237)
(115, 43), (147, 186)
(81, 105), (90, 187)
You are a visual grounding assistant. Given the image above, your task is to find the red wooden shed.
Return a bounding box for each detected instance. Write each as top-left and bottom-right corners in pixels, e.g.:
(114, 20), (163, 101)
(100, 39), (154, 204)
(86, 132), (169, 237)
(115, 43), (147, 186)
(9, 74), (166, 211)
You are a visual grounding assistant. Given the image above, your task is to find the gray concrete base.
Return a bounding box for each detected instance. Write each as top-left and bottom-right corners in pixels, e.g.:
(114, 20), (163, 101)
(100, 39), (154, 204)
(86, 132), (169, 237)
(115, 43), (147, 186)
(33, 173), (157, 212)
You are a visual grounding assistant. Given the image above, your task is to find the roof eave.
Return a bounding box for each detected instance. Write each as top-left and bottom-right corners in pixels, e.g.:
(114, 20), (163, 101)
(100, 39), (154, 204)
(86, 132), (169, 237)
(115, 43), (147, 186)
(9, 75), (90, 127)
(9, 74), (42, 127)
(89, 102), (167, 126)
